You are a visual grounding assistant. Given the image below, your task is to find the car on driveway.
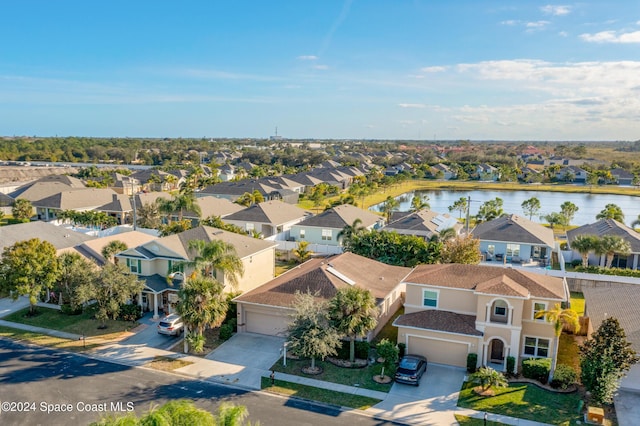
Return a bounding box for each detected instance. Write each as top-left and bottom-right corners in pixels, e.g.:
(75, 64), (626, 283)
(157, 314), (184, 336)
(395, 354), (428, 386)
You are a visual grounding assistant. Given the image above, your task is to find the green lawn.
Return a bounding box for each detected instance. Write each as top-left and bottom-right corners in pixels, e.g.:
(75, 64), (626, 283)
(557, 333), (581, 374)
(570, 292), (585, 316)
(454, 414), (510, 426)
(0, 325), (104, 352)
(1, 306), (137, 337)
(371, 307), (403, 346)
(457, 381), (582, 426)
(271, 357), (394, 393)
(261, 377), (381, 410)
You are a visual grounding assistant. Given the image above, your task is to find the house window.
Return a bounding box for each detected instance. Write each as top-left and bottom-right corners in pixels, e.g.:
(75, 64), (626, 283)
(506, 244), (520, 257)
(422, 289), (438, 307)
(168, 260), (184, 274)
(494, 300), (508, 317)
(524, 337), (550, 357)
(487, 244), (495, 255)
(126, 258), (142, 274)
(533, 302), (547, 321)
(299, 229), (305, 239)
(321, 229), (332, 241)
(246, 223), (254, 232)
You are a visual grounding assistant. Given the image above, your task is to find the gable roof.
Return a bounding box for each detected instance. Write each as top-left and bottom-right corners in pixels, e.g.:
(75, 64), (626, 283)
(224, 201), (310, 225)
(567, 219), (640, 253)
(9, 181), (85, 203)
(0, 221), (95, 253)
(404, 263), (566, 300)
(472, 214), (555, 247)
(34, 188), (120, 210)
(384, 209), (462, 237)
(234, 252), (411, 307)
(394, 310), (482, 336)
(98, 193), (133, 213)
(58, 230), (158, 266)
(295, 204), (382, 229)
(196, 195), (244, 218)
(583, 285), (640, 352)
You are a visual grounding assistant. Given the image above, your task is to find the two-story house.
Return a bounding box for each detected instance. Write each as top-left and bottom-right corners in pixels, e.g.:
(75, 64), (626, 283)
(394, 264), (568, 371)
(116, 226), (277, 318)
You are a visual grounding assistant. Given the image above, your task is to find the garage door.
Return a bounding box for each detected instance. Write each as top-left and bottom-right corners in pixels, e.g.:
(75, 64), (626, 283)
(246, 310), (287, 336)
(408, 336), (469, 368)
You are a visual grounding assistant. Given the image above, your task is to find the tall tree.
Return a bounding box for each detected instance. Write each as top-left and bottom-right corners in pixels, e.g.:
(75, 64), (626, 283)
(596, 203), (625, 222)
(328, 287), (378, 363)
(292, 240), (312, 263)
(521, 197), (541, 220)
(580, 317), (639, 404)
(595, 234), (631, 268)
(187, 239), (244, 289)
(543, 212), (568, 229)
(11, 198), (34, 221)
(535, 303), (580, 380)
(570, 235), (598, 267)
(288, 291), (341, 371)
(440, 235), (481, 264)
(410, 194), (430, 212)
(101, 240), (128, 264)
(136, 200), (162, 229)
(176, 276), (228, 353)
(560, 201), (579, 225)
(448, 197), (468, 219)
(77, 263), (144, 328)
(632, 214), (640, 229)
(380, 196), (399, 223)
(337, 218), (365, 250)
(56, 252), (97, 309)
(475, 198), (504, 223)
(172, 191), (201, 221)
(0, 238), (60, 314)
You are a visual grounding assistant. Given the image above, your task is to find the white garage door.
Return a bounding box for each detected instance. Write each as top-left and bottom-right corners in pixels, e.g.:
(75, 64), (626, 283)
(246, 310), (287, 336)
(408, 336), (469, 368)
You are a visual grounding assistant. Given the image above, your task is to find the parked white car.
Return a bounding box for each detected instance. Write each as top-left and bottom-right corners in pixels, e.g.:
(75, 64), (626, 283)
(157, 314), (184, 336)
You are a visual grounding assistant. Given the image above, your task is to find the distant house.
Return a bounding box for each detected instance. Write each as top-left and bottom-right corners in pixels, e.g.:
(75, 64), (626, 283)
(0, 221), (94, 255)
(222, 201), (311, 238)
(116, 226), (277, 318)
(567, 219), (640, 269)
(430, 163), (456, 180)
(555, 166), (587, 183)
(610, 168), (635, 186)
(476, 164), (500, 181)
(472, 214), (555, 264)
(234, 252), (410, 337)
(199, 180), (299, 204)
(383, 209), (462, 240)
(33, 188), (129, 223)
(395, 264), (568, 370)
(289, 204), (384, 246)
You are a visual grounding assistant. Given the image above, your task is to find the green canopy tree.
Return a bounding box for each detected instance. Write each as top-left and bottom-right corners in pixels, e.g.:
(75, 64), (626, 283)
(440, 235), (481, 264)
(101, 240), (128, 264)
(136, 200), (162, 229)
(521, 197), (541, 220)
(56, 252), (98, 309)
(176, 275), (228, 353)
(569, 234), (598, 267)
(12, 198), (34, 221)
(328, 287), (378, 363)
(288, 291), (341, 371)
(0, 238), (60, 314)
(380, 196), (399, 223)
(475, 198), (504, 223)
(560, 201), (579, 225)
(448, 197), (468, 219)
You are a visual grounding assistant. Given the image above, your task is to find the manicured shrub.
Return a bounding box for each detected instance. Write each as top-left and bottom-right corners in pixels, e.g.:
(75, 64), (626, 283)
(336, 340), (371, 360)
(522, 357), (552, 384)
(219, 323), (234, 341)
(570, 259), (582, 267)
(466, 353), (478, 373)
(118, 303), (142, 322)
(575, 265), (640, 278)
(550, 364), (577, 390)
(506, 356), (516, 377)
(61, 304), (83, 316)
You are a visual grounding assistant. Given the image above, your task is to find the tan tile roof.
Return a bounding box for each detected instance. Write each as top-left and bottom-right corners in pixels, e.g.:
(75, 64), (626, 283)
(35, 188), (119, 210)
(0, 221), (94, 253)
(472, 214), (555, 247)
(225, 200), (311, 225)
(196, 196), (244, 218)
(405, 263), (565, 300)
(234, 252), (411, 307)
(394, 310), (482, 336)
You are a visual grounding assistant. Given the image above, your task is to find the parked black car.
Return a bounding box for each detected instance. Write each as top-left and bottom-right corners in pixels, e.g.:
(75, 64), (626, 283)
(394, 354), (428, 386)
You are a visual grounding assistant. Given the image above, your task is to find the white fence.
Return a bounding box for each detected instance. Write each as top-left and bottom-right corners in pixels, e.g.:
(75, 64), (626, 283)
(272, 240), (343, 255)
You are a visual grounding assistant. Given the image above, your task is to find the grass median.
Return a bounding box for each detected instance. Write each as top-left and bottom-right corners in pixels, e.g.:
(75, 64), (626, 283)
(261, 377), (381, 410)
(0, 325), (102, 352)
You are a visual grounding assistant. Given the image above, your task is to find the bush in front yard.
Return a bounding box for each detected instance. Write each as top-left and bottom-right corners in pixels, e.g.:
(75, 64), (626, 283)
(118, 304), (142, 322)
(522, 358), (551, 384)
(61, 304), (83, 316)
(336, 340), (370, 360)
(219, 323), (234, 341)
(550, 364), (577, 390)
(506, 356), (516, 377)
(466, 353), (478, 373)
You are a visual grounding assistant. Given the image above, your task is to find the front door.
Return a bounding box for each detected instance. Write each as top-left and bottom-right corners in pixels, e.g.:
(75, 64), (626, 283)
(490, 339), (504, 362)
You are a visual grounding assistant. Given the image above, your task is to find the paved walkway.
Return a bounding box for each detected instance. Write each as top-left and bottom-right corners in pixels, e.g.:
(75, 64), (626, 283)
(0, 296), (553, 426)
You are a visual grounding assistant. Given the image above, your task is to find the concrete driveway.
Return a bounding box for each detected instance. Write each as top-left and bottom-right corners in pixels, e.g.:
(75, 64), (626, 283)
(206, 332), (285, 370)
(120, 313), (182, 350)
(367, 363), (468, 426)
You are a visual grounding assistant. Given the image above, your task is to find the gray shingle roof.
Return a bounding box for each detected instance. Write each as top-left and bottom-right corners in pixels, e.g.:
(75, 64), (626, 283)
(472, 214), (555, 247)
(394, 310), (483, 336)
(384, 210), (462, 238)
(0, 221), (95, 253)
(224, 201), (310, 225)
(296, 204), (382, 229)
(567, 219), (640, 253)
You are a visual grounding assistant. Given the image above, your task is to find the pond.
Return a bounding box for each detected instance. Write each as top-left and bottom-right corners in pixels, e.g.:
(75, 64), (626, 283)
(371, 188), (640, 227)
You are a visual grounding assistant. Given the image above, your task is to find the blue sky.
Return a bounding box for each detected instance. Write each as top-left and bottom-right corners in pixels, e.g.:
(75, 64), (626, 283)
(1, 1), (640, 140)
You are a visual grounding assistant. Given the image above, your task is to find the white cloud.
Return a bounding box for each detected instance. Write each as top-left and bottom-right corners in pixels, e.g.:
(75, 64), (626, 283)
(526, 20), (550, 29)
(398, 103), (426, 108)
(312, 64), (329, 70)
(580, 30), (640, 43)
(558, 31), (568, 37)
(541, 5), (572, 16)
(420, 66), (448, 73)
(501, 20), (519, 26)
(297, 55), (318, 60)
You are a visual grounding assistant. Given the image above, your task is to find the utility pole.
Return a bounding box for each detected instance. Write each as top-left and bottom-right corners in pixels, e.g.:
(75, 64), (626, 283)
(465, 195), (471, 235)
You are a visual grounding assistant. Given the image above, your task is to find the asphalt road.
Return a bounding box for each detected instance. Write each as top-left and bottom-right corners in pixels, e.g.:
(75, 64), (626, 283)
(0, 339), (400, 426)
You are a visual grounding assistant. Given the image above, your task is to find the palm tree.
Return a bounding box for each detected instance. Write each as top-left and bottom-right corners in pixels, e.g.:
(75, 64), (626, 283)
(172, 191), (201, 221)
(137, 200), (162, 229)
(176, 276), (228, 353)
(595, 234), (631, 268)
(437, 227), (458, 242)
(535, 303), (580, 380)
(337, 218), (365, 249)
(187, 239), (244, 289)
(410, 194), (430, 212)
(328, 287), (378, 363)
(470, 367), (508, 394)
(101, 240), (128, 264)
(631, 214), (640, 230)
(381, 196), (399, 223)
(292, 241), (312, 263)
(596, 203), (625, 222)
(449, 197), (468, 219)
(569, 235), (597, 267)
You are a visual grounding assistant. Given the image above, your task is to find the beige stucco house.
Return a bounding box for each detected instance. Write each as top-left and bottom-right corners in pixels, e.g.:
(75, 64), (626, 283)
(394, 264), (569, 370)
(234, 252), (411, 337)
(116, 226), (276, 318)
